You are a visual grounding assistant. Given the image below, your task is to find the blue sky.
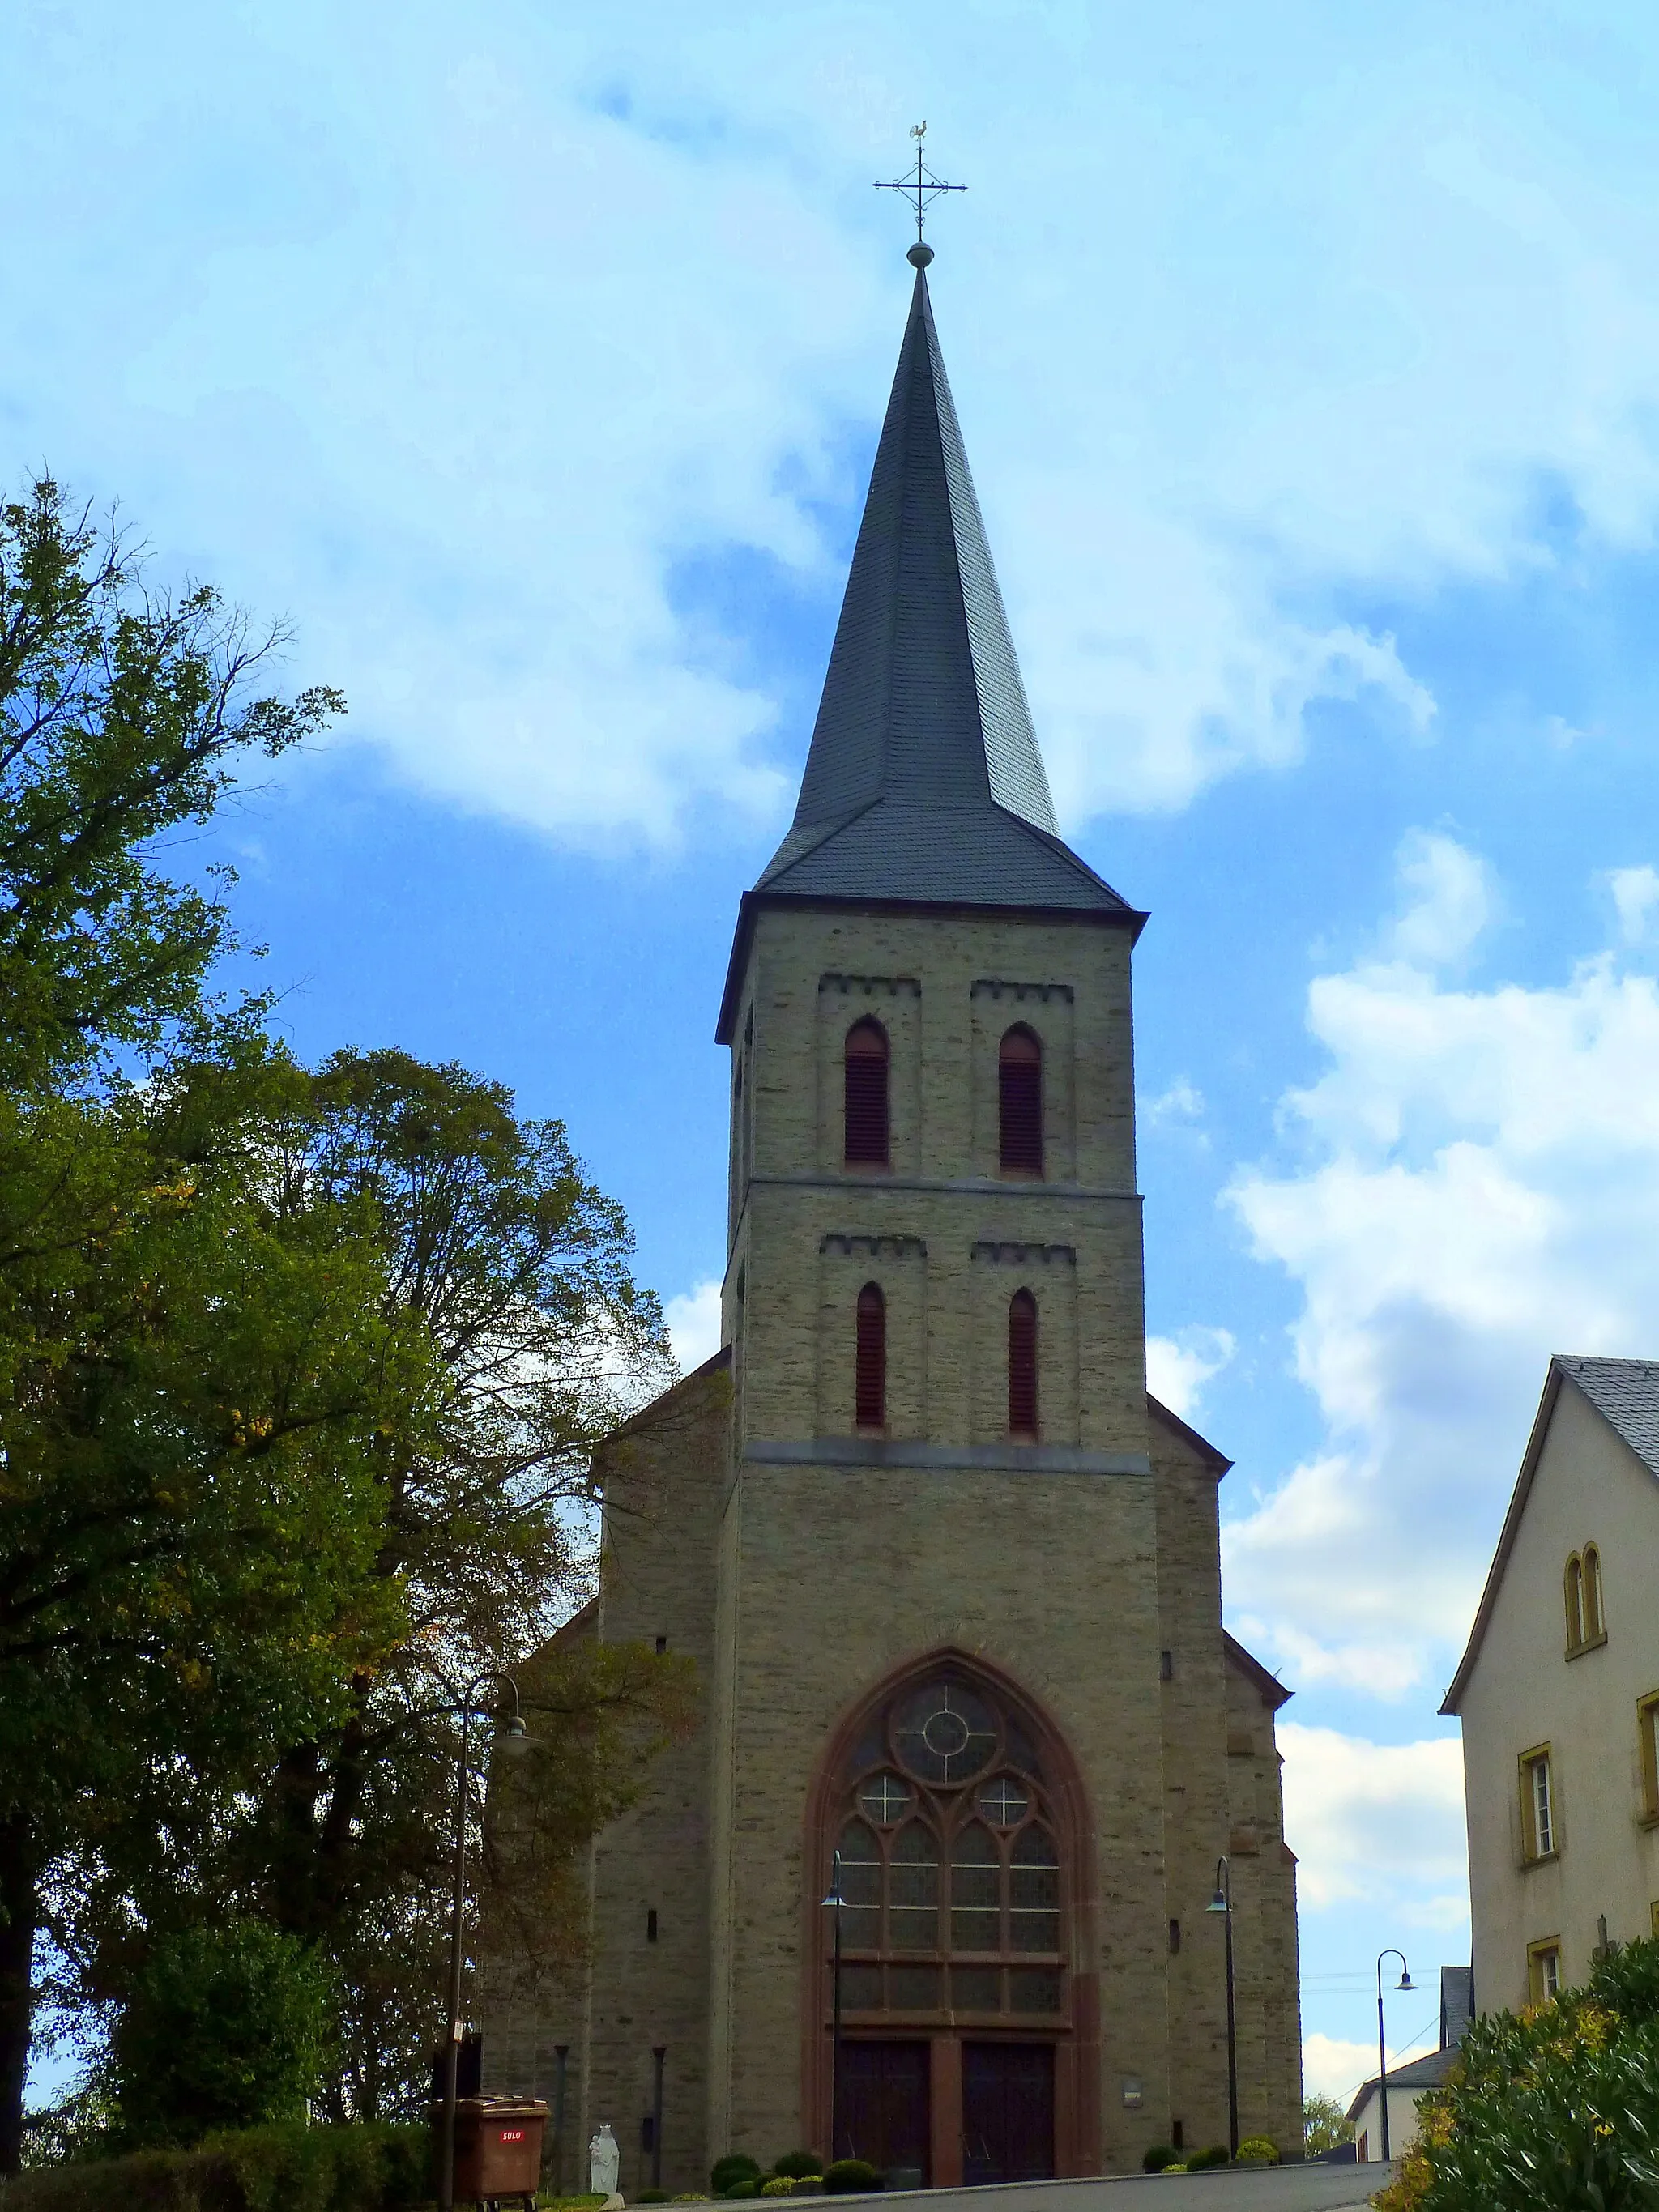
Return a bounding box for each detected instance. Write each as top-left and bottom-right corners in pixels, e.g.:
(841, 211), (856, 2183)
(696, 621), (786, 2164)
(14, 0), (1659, 2108)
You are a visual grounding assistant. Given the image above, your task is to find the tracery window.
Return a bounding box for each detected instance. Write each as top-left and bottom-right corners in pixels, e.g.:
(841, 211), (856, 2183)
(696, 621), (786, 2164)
(998, 1026), (1043, 1177)
(845, 1019), (890, 1167)
(827, 1673), (1066, 2022)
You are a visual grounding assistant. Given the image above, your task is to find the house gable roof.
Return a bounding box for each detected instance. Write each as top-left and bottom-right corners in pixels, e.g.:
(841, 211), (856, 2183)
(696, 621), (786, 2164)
(1441, 1354), (1659, 1714)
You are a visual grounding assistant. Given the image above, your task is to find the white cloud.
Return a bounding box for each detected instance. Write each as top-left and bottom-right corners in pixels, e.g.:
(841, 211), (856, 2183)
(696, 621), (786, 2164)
(1609, 864), (1659, 945)
(1302, 2031), (1439, 2108)
(1279, 1723), (1467, 1920)
(12, 6), (1659, 836)
(1144, 1076), (1205, 1127)
(1388, 830), (1499, 968)
(1146, 1327), (1235, 1420)
(1225, 830), (1659, 1693)
(665, 1277), (723, 1375)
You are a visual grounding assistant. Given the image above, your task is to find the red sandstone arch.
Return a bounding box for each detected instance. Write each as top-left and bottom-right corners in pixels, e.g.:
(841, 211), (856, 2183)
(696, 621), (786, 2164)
(800, 1647), (1100, 2181)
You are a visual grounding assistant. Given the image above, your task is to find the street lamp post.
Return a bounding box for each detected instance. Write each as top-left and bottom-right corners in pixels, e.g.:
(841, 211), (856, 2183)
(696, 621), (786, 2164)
(821, 1851), (844, 2166)
(1205, 1857), (1239, 2159)
(1375, 1950), (1416, 2163)
(438, 1671), (534, 2212)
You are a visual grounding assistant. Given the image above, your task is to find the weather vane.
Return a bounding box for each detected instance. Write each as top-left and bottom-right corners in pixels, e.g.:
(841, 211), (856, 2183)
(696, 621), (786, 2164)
(873, 122), (965, 263)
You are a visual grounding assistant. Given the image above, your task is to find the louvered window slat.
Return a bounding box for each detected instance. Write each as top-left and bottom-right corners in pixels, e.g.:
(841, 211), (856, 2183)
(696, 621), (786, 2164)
(998, 1028), (1043, 1175)
(855, 1283), (886, 1430)
(1008, 1290), (1038, 1438)
(845, 1020), (890, 1165)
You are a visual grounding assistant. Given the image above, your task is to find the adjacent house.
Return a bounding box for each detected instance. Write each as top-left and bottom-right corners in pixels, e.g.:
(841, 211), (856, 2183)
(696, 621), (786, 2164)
(1443, 1357), (1659, 2013)
(1345, 1966), (1472, 2164)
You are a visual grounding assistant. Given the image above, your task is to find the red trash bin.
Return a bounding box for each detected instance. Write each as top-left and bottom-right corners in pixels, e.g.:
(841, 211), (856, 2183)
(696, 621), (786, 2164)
(433, 2095), (550, 2209)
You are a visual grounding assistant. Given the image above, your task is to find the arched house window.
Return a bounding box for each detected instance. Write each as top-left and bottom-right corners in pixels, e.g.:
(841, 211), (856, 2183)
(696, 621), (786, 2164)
(804, 1656), (1098, 2186)
(845, 1019), (890, 1167)
(1584, 1544), (1606, 1643)
(999, 1026), (1043, 1177)
(855, 1283), (886, 1432)
(1008, 1289), (1038, 1439)
(1565, 1554), (1585, 1652)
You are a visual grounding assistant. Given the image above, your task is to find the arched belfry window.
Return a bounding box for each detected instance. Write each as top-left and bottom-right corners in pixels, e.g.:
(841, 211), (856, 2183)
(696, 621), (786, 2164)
(806, 1658), (1093, 2178)
(845, 1019), (889, 1166)
(1009, 1289), (1038, 1439)
(855, 1283), (886, 1431)
(999, 1026), (1043, 1176)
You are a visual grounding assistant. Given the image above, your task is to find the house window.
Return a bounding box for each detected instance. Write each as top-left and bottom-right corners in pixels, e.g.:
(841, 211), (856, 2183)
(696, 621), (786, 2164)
(1008, 1289), (1038, 1438)
(1519, 1746), (1555, 1861)
(998, 1026), (1043, 1176)
(1584, 1544), (1606, 1640)
(844, 1019), (890, 1166)
(855, 1283), (886, 1431)
(1639, 1693), (1659, 1825)
(1565, 1554), (1585, 1652)
(1527, 1939), (1562, 2006)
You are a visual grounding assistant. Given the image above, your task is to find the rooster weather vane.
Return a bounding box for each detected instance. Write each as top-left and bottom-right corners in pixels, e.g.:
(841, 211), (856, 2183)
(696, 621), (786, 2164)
(873, 121), (965, 264)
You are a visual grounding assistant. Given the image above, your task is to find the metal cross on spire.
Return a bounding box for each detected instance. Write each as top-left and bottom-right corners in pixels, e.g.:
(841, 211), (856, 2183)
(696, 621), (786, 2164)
(873, 121), (965, 264)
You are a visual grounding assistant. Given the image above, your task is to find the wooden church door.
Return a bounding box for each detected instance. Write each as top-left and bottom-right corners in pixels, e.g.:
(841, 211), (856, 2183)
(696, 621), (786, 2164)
(961, 2041), (1056, 2183)
(837, 2042), (931, 2185)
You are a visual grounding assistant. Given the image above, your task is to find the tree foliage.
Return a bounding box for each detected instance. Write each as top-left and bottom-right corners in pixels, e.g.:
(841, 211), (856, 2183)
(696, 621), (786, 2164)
(0, 475), (684, 2157)
(1300, 2092), (1353, 2156)
(109, 1920), (336, 2149)
(1378, 1938), (1659, 2212)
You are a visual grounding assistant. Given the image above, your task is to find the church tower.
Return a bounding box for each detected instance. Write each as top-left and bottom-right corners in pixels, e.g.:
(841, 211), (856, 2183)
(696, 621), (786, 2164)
(484, 250), (1301, 2187)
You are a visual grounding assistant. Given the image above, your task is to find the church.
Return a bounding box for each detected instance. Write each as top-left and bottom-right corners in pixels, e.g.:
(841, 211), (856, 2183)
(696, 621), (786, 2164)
(483, 244), (1303, 2189)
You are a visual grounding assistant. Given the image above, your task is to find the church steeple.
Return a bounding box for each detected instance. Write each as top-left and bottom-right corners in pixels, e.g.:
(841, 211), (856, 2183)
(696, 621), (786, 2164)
(752, 249), (1132, 880)
(719, 254), (1139, 1039)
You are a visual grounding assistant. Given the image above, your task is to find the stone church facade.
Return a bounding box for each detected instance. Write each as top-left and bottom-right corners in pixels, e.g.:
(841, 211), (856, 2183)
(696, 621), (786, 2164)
(482, 249), (1301, 2189)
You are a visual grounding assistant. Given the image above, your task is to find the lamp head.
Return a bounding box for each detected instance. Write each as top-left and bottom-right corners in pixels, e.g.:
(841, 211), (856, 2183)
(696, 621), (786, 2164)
(1397, 1968), (1416, 1992)
(1205, 1890), (1230, 1916)
(821, 1889), (843, 1908)
(493, 1711), (533, 1754)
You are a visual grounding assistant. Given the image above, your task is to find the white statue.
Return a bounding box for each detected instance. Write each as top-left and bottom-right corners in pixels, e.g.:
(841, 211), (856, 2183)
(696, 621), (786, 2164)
(591, 2121), (623, 2207)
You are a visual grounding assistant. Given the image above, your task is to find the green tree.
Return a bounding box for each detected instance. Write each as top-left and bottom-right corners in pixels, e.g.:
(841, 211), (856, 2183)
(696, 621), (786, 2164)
(0, 475), (339, 1092)
(1301, 2092), (1353, 2157)
(64, 1051), (684, 2116)
(0, 471), (378, 2171)
(109, 1919), (336, 2148)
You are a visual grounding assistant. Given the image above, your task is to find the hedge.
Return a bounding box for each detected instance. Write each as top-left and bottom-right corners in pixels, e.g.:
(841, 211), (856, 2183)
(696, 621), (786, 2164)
(0, 2121), (428, 2212)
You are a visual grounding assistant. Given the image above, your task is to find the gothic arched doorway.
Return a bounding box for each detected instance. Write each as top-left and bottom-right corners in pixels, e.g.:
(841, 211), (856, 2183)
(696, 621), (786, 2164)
(802, 1653), (1099, 2186)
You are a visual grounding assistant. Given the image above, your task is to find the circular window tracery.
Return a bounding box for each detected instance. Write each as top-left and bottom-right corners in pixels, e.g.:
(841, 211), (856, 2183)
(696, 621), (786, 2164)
(893, 1681), (996, 1784)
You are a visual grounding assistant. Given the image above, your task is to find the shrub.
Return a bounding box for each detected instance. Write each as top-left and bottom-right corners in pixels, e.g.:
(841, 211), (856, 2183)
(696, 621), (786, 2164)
(724, 2184), (763, 2201)
(712, 2156), (763, 2195)
(1186, 2145), (1230, 2168)
(1141, 2146), (1177, 2172)
(638, 2193), (674, 2205)
(1159, 2164), (1188, 2175)
(109, 1921), (336, 2150)
(1236, 2137), (1279, 2166)
(761, 2182), (795, 2197)
(772, 2152), (824, 2180)
(0, 2120), (425, 2212)
(1375, 1937), (1659, 2212)
(821, 2159), (882, 2195)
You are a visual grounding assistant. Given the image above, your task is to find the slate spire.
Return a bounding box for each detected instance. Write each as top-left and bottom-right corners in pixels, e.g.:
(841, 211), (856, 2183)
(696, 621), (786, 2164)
(752, 253), (1135, 920)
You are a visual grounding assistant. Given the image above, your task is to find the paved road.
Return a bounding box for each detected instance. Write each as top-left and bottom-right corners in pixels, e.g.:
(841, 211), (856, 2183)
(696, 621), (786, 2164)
(848, 2166), (1391, 2212)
